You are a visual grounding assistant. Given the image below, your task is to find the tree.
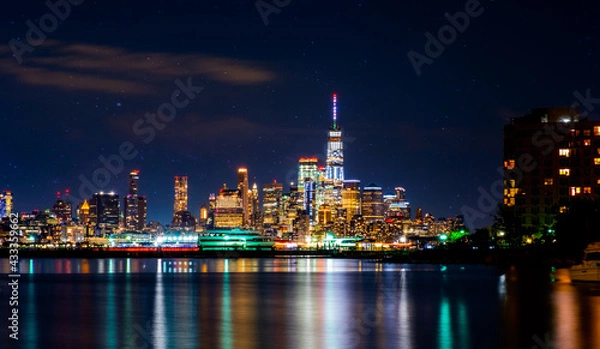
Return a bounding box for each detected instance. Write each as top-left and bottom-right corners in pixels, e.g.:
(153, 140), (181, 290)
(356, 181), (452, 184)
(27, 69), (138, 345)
(555, 196), (600, 258)
(493, 203), (523, 247)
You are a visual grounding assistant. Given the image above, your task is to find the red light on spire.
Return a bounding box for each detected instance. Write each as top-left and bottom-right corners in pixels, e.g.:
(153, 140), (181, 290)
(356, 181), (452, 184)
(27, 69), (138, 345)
(57, 191), (61, 199)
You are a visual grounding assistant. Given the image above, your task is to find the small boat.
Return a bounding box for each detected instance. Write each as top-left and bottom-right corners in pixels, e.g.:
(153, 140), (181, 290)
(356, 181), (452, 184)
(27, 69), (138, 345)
(569, 242), (600, 282)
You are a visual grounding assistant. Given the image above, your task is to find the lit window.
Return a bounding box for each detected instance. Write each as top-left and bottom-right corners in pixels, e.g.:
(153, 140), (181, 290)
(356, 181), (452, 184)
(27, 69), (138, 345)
(544, 178), (553, 185)
(584, 187), (592, 194)
(598, 179), (600, 185)
(584, 130), (591, 137)
(505, 160), (515, 170)
(570, 187), (581, 196)
(559, 149), (570, 157)
(509, 179), (515, 187)
(584, 139), (591, 146)
(595, 126), (600, 136)
(559, 206), (568, 213)
(559, 168), (570, 176)
(595, 158), (600, 165)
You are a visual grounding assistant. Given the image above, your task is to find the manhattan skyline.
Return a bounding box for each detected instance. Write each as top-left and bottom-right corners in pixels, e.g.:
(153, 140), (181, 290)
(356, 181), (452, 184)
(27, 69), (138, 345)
(2, 0), (599, 226)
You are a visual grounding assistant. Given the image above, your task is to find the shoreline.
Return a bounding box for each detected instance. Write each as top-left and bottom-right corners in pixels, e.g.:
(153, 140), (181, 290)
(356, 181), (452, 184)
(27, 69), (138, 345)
(0, 247), (575, 269)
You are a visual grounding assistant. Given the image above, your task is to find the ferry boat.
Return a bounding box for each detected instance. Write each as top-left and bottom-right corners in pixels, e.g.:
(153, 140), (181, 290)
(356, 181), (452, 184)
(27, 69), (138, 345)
(569, 242), (600, 282)
(198, 229), (275, 251)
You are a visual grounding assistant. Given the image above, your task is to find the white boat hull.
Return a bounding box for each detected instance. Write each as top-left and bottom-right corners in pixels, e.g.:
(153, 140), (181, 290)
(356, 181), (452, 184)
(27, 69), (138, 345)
(570, 242), (600, 282)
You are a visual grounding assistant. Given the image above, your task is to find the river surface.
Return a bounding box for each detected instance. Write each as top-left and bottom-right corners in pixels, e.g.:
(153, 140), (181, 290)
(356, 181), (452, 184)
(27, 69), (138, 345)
(1, 258), (599, 348)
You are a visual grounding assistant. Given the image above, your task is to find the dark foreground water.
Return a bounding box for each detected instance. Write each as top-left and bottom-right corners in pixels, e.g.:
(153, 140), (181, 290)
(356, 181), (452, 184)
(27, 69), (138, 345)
(1, 258), (599, 349)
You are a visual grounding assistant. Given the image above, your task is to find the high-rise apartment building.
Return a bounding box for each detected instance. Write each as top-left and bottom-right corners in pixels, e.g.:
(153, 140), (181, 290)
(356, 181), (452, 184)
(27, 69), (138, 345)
(174, 176), (188, 213)
(342, 180), (361, 222)
(89, 192), (120, 232)
(503, 107), (600, 229)
(124, 170), (146, 230)
(361, 184), (384, 222)
(262, 181), (283, 226)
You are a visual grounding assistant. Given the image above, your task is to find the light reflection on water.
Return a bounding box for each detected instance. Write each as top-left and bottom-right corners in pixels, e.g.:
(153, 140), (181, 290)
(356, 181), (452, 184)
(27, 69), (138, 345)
(4, 258), (436, 274)
(0, 259), (598, 349)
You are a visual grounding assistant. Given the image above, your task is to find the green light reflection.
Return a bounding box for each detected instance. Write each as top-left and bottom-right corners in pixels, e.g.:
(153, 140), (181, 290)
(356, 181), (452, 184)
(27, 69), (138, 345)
(221, 271), (233, 349)
(437, 297), (452, 349)
(105, 274), (116, 349)
(26, 273), (38, 349)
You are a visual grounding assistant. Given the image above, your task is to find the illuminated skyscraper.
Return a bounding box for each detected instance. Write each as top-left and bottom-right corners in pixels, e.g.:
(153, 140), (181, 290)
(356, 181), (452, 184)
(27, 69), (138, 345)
(171, 210), (196, 230)
(214, 183), (244, 228)
(128, 170), (139, 195)
(262, 181), (283, 226)
(199, 204), (208, 227)
(250, 182), (260, 227)
(303, 178), (316, 219)
(89, 192), (120, 233)
(52, 191), (73, 223)
(385, 187), (411, 220)
(361, 184), (384, 223)
(298, 158), (321, 221)
(124, 170), (146, 230)
(342, 180), (361, 222)
(174, 176), (188, 213)
(317, 204), (333, 226)
(298, 158), (320, 193)
(208, 193), (217, 228)
(77, 200), (90, 224)
(238, 167), (249, 225)
(325, 94), (344, 186)
(0, 190), (13, 218)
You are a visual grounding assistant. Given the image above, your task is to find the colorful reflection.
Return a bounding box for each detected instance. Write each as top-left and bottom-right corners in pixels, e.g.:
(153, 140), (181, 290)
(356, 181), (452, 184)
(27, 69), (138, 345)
(6, 261), (600, 349)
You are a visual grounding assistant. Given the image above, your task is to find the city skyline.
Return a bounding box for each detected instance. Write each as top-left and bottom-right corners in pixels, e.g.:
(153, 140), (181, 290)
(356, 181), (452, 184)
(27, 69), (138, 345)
(4, 93), (432, 226)
(2, 0), (599, 227)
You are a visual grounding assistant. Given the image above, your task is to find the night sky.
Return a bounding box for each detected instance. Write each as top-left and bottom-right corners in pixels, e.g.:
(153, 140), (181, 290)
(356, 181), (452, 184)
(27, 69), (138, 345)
(2, 0), (599, 228)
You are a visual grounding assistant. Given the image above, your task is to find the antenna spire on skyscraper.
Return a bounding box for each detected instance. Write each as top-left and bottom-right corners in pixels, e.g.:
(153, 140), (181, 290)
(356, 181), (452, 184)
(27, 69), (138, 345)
(332, 93), (337, 128)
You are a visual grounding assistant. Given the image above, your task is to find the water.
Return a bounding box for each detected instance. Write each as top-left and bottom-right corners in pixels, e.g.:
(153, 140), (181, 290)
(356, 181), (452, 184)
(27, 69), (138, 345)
(1, 258), (599, 348)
